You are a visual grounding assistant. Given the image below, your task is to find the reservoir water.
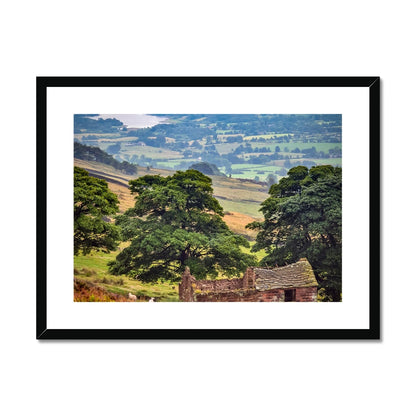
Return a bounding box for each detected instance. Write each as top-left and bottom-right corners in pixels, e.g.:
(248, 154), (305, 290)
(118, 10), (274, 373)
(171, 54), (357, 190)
(88, 114), (168, 128)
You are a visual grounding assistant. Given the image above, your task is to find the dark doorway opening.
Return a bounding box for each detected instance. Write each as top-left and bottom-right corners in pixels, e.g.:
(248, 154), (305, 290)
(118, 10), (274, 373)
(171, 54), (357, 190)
(284, 289), (296, 302)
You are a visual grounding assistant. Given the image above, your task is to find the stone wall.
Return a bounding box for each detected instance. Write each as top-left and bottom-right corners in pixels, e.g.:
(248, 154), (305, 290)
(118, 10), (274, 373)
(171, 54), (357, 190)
(242, 267), (256, 289)
(195, 287), (317, 302)
(178, 267), (196, 302)
(194, 288), (282, 302)
(195, 278), (244, 292)
(179, 268), (245, 302)
(294, 287), (317, 302)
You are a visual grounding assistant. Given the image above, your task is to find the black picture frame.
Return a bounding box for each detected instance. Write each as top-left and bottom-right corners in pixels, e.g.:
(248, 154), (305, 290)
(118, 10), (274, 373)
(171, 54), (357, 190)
(37, 76), (380, 340)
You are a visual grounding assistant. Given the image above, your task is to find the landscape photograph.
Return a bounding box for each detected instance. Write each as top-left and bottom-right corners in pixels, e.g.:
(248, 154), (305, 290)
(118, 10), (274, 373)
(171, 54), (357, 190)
(74, 114), (342, 302)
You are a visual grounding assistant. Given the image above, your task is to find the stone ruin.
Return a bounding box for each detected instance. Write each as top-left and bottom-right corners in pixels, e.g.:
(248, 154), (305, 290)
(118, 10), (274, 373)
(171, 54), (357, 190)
(178, 258), (318, 302)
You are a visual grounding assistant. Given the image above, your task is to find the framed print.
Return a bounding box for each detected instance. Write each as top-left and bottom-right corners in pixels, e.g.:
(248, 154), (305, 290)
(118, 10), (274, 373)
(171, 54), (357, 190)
(36, 76), (380, 340)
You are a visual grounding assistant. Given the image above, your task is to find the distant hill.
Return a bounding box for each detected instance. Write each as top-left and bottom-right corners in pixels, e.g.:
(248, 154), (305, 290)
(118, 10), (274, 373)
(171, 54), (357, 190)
(74, 142), (137, 175)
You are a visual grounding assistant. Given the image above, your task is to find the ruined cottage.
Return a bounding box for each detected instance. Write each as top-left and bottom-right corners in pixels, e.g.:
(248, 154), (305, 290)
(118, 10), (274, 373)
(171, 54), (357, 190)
(179, 258), (318, 302)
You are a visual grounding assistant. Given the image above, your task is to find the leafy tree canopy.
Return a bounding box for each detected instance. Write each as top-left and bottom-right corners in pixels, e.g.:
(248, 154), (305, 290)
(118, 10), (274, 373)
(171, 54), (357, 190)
(74, 167), (120, 255)
(266, 173), (277, 188)
(248, 165), (342, 301)
(109, 169), (257, 282)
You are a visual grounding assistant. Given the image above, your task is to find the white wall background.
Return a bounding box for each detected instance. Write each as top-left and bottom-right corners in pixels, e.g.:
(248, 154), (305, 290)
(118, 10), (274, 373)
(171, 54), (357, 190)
(0, 1), (412, 415)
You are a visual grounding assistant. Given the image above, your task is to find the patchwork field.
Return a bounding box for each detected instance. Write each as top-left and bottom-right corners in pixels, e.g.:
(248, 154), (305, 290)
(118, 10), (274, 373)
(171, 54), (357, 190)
(118, 144), (183, 160)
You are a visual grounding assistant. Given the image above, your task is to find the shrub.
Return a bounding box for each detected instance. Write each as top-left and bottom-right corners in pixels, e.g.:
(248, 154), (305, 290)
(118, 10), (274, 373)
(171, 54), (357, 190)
(81, 267), (97, 277)
(74, 278), (133, 302)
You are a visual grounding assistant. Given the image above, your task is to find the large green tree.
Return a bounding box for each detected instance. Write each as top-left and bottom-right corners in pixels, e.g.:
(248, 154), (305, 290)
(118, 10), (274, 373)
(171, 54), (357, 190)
(109, 170), (257, 282)
(74, 167), (120, 255)
(248, 165), (342, 301)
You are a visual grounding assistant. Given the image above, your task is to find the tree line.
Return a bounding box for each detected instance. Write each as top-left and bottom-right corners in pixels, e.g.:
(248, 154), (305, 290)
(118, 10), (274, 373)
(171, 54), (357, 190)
(74, 142), (137, 175)
(74, 115), (123, 133)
